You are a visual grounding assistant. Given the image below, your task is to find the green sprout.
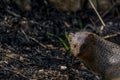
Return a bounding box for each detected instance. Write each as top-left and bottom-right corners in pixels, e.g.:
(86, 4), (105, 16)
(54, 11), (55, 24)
(79, 19), (84, 29)
(47, 32), (70, 51)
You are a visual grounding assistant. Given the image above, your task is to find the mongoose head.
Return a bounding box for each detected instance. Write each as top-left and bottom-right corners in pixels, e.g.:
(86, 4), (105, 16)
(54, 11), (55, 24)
(68, 32), (96, 59)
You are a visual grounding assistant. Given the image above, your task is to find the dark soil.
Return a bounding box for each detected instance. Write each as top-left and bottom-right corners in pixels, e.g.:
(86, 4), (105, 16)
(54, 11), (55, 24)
(0, 0), (119, 80)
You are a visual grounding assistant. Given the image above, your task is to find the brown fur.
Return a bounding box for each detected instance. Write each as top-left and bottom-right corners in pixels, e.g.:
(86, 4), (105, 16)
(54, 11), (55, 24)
(69, 31), (120, 80)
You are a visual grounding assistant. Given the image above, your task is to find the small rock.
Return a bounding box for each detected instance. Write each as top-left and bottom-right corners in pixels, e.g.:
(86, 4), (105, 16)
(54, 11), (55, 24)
(60, 65), (67, 70)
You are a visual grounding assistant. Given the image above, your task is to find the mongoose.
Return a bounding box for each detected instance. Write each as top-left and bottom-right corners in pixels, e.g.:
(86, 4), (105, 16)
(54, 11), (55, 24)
(68, 31), (120, 80)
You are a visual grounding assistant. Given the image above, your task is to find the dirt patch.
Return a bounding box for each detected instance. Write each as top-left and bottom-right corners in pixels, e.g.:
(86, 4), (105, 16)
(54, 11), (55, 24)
(0, 0), (119, 80)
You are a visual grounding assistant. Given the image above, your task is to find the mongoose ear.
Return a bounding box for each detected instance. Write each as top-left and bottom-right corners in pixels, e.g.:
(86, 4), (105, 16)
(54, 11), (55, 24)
(88, 33), (96, 44)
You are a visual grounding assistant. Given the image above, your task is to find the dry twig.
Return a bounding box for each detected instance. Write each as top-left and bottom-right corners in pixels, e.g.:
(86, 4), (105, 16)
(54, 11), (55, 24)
(89, 0), (106, 30)
(103, 32), (120, 39)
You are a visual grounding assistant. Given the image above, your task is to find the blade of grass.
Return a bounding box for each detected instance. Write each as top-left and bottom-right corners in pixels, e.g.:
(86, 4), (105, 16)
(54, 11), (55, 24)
(47, 32), (70, 51)
(64, 32), (69, 42)
(79, 19), (83, 29)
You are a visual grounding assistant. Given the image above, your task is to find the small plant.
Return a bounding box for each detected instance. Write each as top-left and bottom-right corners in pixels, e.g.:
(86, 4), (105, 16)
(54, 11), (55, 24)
(79, 19), (84, 29)
(47, 32), (70, 51)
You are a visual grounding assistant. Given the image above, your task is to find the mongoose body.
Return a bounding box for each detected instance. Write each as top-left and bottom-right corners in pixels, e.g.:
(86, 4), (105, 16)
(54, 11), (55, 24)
(68, 31), (120, 80)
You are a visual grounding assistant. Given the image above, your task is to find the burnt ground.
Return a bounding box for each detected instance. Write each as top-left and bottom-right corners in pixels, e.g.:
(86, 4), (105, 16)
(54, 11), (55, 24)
(0, 0), (119, 80)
